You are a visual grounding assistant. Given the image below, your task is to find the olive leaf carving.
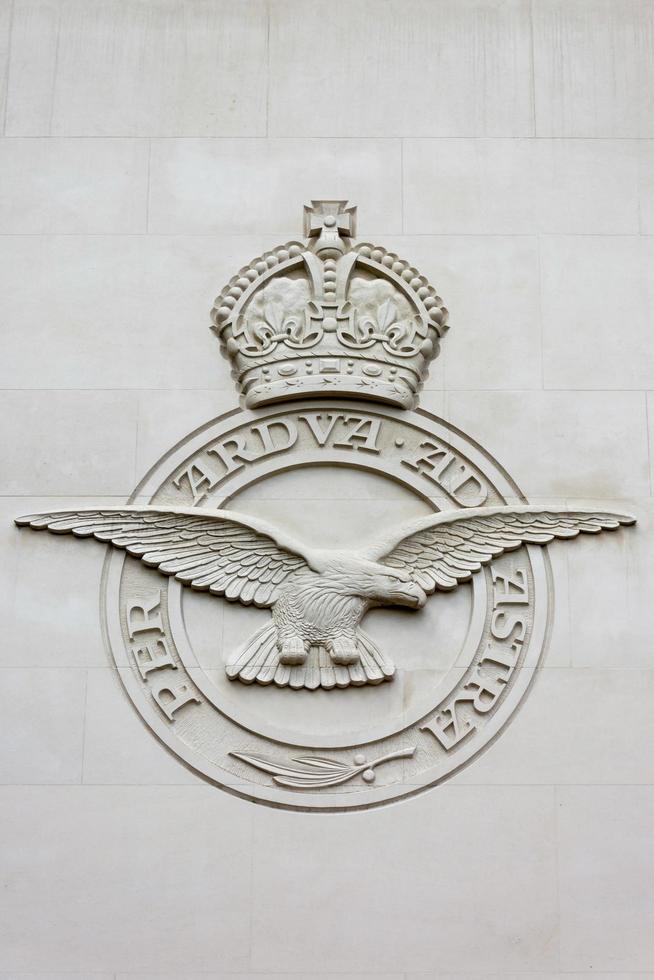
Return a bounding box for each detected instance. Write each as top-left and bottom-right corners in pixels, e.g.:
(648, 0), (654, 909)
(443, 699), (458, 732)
(229, 747), (415, 789)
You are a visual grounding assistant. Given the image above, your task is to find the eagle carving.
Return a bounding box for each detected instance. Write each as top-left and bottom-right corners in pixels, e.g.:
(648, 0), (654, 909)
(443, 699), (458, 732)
(16, 505), (634, 690)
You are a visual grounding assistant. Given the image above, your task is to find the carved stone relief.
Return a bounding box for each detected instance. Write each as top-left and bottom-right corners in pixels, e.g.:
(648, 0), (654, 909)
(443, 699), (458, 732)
(210, 200), (448, 409)
(14, 202), (636, 810)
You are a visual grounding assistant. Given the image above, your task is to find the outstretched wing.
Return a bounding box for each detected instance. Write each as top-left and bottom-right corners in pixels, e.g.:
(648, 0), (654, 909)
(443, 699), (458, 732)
(363, 505), (635, 594)
(15, 507), (315, 607)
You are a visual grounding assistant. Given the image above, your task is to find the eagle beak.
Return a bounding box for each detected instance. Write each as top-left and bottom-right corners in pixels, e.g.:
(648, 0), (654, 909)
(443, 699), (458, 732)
(391, 582), (427, 609)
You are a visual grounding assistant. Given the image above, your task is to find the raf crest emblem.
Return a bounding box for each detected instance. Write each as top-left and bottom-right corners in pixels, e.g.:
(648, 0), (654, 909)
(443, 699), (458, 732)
(15, 201), (635, 809)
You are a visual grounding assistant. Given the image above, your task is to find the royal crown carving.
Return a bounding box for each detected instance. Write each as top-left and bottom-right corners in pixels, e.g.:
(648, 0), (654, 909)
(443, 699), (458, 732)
(211, 200), (449, 409)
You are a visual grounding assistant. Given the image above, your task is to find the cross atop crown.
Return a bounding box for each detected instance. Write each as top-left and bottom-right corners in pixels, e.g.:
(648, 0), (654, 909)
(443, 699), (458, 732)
(303, 200), (357, 256)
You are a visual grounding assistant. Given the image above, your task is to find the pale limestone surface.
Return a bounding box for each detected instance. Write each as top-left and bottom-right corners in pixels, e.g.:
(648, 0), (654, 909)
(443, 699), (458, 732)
(0, 667), (86, 783)
(445, 389), (650, 498)
(268, 0), (534, 137)
(0, 138), (149, 233)
(0, 390), (138, 493)
(403, 138), (640, 234)
(558, 787), (654, 971)
(0, 235), (258, 389)
(1, 0), (654, 976)
(148, 139), (404, 235)
(0, 787), (254, 973)
(6, 0), (268, 136)
(109, 975), (654, 980)
(639, 140), (654, 233)
(82, 667), (202, 785)
(250, 788), (559, 973)
(541, 236), (654, 389)
(532, 0), (654, 137)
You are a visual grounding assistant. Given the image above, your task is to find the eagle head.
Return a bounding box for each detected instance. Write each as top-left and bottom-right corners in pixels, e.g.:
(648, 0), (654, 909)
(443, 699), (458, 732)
(319, 555), (427, 609)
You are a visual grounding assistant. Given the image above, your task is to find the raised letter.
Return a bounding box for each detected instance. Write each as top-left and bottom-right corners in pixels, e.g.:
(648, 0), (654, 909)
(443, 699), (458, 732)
(401, 440), (454, 480)
(334, 416), (381, 454)
(480, 641), (522, 672)
(251, 419), (298, 455)
(298, 413), (342, 446)
(127, 592), (163, 639)
(401, 440), (487, 506)
(173, 460), (218, 506)
(421, 698), (475, 749)
(132, 635), (176, 679)
(492, 568), (529, 605)
(152, 680), (201, 721)
(464, 665), (508, 714)
(208, 433), (259, 475)
(448, 468), (488, 507)
(490, 609), (527, 643)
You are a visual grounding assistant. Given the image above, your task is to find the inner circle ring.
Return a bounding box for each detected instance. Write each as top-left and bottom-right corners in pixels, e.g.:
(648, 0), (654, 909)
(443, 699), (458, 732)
(101, 399), (551, 811)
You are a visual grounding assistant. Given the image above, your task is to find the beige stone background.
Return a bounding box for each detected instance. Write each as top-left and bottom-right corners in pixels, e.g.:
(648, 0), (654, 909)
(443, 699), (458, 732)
(1, 0), (654, 977)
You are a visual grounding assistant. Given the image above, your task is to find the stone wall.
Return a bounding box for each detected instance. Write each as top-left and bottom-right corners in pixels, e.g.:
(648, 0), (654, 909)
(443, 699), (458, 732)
(1, 0), (653, 976)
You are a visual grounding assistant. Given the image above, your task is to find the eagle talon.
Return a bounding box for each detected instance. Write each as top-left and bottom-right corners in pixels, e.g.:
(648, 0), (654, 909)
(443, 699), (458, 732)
(328, 637), (360, 666)
(279, 636), (307, 666)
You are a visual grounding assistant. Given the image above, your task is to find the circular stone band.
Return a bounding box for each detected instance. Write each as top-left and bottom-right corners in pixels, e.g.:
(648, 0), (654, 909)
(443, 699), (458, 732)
(101, 400), (551, 811)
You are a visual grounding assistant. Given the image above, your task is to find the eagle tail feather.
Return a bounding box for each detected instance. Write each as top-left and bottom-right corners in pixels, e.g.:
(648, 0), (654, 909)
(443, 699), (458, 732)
(225, 622), (278, 684)
(225, 625), (395, 689)
(357, 629), (396, 681)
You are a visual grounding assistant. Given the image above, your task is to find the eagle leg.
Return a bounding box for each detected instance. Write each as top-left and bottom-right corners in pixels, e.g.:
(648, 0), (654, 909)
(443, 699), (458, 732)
(278, 635), (307, 666)
(327, 636), (360, 666)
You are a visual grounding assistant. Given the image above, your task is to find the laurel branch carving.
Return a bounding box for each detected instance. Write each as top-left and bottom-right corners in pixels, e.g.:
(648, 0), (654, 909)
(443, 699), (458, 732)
(230, 747), (416, 789)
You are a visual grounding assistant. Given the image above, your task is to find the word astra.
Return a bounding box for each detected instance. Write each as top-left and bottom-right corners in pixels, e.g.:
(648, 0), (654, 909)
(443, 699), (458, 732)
(422, 566), (529, 750)
(174, 411), (489, 508)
